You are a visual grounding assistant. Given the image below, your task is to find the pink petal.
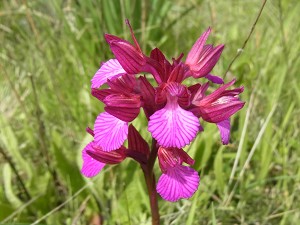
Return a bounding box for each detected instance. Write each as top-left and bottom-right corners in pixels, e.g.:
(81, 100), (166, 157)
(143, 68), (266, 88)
(156, 165), (200, 202)
(165, 82), (191, 108)
(87, 146), (126, 164)
(107, 74), (137, 93)
(148, 102), (199, 148)
(81, 142), (106, 178)
(137, 76), (157, 117)
(105, 34), (130, 44)
(109, 41), (145, 74)
(199, 96), (245, 123)
(104, 94), (141, 122)
(128, 125), (150, 156)
(191, 45), (224, 78)
(217, 118), (230, 145)
(205, 74), (224, 84)
(167, 63), (185, 83)
(91, 88), (120, 102)
(186, 27), (211, 65)
(150, 48), (168, 66)
(94, 112), (128, 151)
(91, 59), (126, 88)
(158, 147), (195, 172)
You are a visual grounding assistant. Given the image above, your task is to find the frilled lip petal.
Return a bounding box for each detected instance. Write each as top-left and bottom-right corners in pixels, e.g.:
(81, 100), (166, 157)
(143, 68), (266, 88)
(156, 165), (200, 202)
(94, 112), (128, 151)
(148, 101), (199, 149)
(91, 59), (127, 88)
(103, 94), (141, 122)
(81, 142), (106, 178)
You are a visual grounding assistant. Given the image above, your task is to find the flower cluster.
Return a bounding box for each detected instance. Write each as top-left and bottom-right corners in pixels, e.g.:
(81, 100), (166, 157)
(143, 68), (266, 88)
(81, 20), (245, 202)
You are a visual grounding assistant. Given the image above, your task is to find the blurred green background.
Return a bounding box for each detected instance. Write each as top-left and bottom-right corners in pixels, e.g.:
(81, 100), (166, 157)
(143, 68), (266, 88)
(1, 0), (299, 224)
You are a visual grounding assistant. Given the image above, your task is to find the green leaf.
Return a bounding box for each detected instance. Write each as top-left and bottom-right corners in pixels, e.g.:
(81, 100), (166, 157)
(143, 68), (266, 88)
(3, 164), (23, 208)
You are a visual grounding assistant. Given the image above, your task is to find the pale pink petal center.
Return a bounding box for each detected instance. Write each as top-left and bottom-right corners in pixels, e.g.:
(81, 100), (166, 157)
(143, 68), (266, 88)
(81, 142), (106, 178)
(94, 112), (128, 151)
(91, 59), (126, 88)
(156, 165), (200, 202)
(148, 102), (199, 148)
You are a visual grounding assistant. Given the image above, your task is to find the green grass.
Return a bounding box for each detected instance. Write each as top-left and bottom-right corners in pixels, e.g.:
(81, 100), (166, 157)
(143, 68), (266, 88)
(1, 0), (300, 224)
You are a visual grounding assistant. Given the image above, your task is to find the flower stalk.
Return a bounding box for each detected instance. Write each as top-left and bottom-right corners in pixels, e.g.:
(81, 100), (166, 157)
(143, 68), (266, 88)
(79, 20), (245, 223)
(144, 139), (160, 224)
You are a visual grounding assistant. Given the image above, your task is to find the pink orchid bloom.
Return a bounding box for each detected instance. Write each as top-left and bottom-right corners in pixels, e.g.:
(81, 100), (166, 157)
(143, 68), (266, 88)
(82, 20), (245, 202)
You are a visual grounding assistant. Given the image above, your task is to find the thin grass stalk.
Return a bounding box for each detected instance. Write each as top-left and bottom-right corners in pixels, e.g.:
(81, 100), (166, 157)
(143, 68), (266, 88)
(1, 65), (29, 118)
(0, 146), (31, 201)
(223, 0), (268, 79)
(29, 75), (63, 195)
(30, 184), (90, 225)
(224, 103), (277, 206)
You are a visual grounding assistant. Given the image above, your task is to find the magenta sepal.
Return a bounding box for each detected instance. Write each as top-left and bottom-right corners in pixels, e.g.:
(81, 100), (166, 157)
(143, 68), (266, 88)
(186, 28), (211, 65)
(104, 94), (141, 122)
(107, 74), (137, 94)
(109, 41), (146, 74)
(217, 118), (231, 145)
(186, 27), (224, 78)
(128, 124), (150, 156)
(205, 74), (224, 84)
(167, 63), (186, 83)
(91, 88), (120, 102)
(86, 144), (126, 165)
(86, 127), (94, 137)
(136, 76), (157, 117)
(192, 79), (245, 123)
(105, 28), (146, 75)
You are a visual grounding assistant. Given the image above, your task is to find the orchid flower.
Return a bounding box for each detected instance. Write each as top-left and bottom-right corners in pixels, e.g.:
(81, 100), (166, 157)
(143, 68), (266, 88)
(81, 20), (245, 207)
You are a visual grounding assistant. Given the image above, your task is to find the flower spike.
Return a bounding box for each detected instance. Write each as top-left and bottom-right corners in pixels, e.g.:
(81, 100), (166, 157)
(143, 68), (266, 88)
(82, 22), (245, 205)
